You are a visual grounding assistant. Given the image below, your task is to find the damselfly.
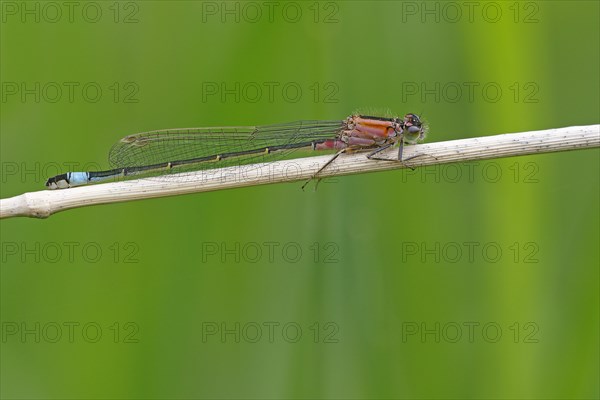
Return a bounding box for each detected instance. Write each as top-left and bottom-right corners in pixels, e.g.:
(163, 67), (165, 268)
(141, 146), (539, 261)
(45, 113), (427, 190)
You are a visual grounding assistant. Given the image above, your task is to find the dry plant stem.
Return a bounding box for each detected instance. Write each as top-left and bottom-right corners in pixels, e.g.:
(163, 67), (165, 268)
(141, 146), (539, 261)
(1, 124), (598, 219)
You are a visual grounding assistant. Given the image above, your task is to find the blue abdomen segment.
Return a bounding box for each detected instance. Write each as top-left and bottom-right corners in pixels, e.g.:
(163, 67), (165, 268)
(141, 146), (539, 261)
(68, 172), (90, 186)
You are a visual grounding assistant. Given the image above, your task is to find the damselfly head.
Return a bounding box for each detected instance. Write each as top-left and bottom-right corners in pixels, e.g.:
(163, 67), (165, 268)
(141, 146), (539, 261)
(402, 113), (427, 143)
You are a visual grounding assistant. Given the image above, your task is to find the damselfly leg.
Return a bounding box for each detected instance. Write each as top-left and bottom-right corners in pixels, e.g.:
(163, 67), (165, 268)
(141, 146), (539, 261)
(366, 140), (424, 170)
(301, 147), (350, 191)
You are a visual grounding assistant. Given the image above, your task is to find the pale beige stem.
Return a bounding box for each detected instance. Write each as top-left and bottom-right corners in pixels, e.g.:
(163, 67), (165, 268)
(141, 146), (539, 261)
(1, 124), (598, 219)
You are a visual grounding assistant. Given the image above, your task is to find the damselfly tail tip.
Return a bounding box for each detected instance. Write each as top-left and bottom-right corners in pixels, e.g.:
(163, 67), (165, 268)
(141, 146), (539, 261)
(45, 172), (90, 190)
(45, 174), (67, 190)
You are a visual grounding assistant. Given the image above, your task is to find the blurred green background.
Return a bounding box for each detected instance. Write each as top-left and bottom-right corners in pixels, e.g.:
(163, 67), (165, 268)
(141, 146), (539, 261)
(1, 1), (598, 399)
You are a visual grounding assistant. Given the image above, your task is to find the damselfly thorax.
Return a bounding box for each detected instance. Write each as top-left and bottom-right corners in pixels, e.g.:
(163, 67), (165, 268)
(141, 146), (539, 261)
(316, 114), (425, 152)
